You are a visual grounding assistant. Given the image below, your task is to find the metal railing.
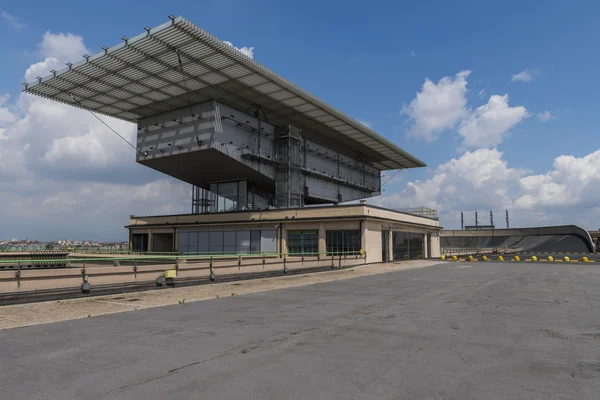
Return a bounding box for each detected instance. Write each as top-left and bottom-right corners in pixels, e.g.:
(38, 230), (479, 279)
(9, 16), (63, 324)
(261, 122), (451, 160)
(0, 251), (368, 303)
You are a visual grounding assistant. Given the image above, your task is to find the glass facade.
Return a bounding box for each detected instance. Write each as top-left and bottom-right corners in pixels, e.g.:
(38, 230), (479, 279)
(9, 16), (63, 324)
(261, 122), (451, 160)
(392, 232), (424, 260)
(179, 229), (277, 255)
(131, 233), (148, 252)
(192, 180), (272, 214)
(326, 230), (361, 255)
(287, 230), (318, 255)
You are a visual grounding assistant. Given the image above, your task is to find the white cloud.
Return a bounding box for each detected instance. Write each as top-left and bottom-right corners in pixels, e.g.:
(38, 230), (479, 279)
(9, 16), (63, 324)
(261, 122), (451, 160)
(374, 147), (600, 230)
(0, 31), (189, 241)
(537, 110), (556, 122)
(1, 11), (25, 30)
(402, 70), (471, 142)
(477, 89), (485, 97)
(515, 150), (600, 209)
(511, 69), (539, 83)
(24, 32), (89, 83)
(0, 94), (16, 125)
(223, 40), (254, 59)
(38, 31), (89, 62)
(458, 94), (529, 147)
(374, 148), (525, 212)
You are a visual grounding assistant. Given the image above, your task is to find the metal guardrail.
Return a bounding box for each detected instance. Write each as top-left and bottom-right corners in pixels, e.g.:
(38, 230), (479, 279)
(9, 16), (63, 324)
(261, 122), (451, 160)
(0, 251), (367, 304)
(0, 251), (364, 266)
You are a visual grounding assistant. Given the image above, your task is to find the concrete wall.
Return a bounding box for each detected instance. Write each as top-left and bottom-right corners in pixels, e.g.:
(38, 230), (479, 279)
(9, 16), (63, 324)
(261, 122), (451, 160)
(441, 225), (594, 252)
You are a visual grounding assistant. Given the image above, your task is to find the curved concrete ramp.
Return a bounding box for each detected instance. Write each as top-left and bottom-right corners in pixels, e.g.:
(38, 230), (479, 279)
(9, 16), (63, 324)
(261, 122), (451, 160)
(441, 225), (595, 253)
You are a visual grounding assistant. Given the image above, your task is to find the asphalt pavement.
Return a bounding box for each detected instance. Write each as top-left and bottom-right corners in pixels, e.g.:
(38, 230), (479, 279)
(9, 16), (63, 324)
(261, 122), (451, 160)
(1, 261), (600, 399)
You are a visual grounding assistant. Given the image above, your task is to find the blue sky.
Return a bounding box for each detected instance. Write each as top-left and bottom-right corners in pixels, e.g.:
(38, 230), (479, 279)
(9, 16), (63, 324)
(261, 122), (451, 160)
(0, 0), (599, 240)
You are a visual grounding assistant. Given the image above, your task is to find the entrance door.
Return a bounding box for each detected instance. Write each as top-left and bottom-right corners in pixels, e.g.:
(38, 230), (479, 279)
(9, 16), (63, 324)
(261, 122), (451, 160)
(382, 231), (389, 262)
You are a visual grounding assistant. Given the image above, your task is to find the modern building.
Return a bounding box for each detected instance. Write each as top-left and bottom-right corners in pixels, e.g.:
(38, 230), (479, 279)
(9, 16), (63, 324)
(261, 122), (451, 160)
(23, 16), (441, 262)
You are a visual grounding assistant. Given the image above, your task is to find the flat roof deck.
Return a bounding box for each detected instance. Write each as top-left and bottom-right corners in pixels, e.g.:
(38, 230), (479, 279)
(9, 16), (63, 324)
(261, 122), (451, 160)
(22, 16), (424, 170)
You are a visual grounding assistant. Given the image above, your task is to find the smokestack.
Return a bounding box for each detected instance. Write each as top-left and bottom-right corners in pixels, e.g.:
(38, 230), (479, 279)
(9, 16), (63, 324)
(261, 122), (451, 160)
(490, 210), (494, 227)
(461, 211), (464, 230)
(506, 209), (510, 229)
(475, 211), (478, 227)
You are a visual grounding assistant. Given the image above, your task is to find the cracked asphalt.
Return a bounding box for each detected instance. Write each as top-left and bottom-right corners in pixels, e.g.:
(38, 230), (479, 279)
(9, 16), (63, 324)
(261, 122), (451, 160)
(1, 261), (600, 399)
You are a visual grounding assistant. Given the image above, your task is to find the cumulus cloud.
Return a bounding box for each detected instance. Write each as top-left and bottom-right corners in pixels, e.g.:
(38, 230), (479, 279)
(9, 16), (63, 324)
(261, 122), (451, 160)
(0, 31), (190, 241)
(24, 32), (89, 83)
(403, 71), (528, 148)
(402, 70), (471, 142)
(458, 94), (529, 147)
(1, 10), (25, 30)
(223, 40), (254, 58)
(515, 150), (600, 209)
(0, 95), (16, 125)
(511, 69), (539, 83)
(537, 110), (556, 122)
(374, 147), (600, 230)
(374, 149), (526, 212)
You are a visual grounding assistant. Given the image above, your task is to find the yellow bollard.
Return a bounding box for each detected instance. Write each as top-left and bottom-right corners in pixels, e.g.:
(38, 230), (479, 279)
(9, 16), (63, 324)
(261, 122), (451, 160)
(468, 255), (474, 262)
(563, 256), (570, 262)
(441, 255), (446, 260)
(482, 255), (488, 261)
(547, 256), (554, 262)
(582, 256), (588, 262)
(531, 256), (537, 261)
(498, 256), (504, 261)
(452, 255), (457, 261)
(513, 255), (520, 261)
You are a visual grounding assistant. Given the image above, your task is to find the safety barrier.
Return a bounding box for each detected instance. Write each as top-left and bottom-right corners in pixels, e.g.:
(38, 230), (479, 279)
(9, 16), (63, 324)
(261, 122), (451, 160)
(441, 254), (595, 264)
(0, 251), (367, 298)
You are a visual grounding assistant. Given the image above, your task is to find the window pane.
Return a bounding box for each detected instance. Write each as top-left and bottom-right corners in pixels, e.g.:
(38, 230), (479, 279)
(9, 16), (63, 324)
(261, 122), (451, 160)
(326, 230), (360, 255)
(198, 232), (209, 254)
(250, 230), (261, 254)
(209, 231), (223, 254)
(223, 231), (236, 254)
(178, 232), (189, 255)
(188, 232), (199, 254)
(237, 231), (250, 254)
(261, 230), (277, 254)
(288, 230), (317, 255)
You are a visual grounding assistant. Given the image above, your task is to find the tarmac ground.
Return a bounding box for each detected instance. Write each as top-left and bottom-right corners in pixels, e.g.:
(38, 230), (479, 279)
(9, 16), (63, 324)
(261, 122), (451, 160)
(1, 260), (600, 399)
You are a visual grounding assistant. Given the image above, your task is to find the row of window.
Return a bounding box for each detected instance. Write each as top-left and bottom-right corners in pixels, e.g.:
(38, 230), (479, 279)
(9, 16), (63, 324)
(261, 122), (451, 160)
(287, 230), (362, 256)
(179, 229), (277, 255)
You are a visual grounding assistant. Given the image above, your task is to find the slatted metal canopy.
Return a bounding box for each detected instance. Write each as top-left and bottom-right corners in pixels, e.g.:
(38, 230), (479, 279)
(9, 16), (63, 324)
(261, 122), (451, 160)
(22, 16), (425, 170)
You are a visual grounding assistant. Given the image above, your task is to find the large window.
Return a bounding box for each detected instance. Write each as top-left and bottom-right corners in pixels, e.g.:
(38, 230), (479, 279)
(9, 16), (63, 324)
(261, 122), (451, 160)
(393, 232), (424, 260)
(131, 234), (148, 252)
(287, 230), (318, 255)
(180, 229), (277, 255)
(326, 230), (361, 255)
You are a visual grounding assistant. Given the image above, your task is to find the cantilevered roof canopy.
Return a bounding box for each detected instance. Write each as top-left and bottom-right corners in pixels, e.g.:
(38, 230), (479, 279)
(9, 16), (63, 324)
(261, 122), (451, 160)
(23, 16), (425, 170)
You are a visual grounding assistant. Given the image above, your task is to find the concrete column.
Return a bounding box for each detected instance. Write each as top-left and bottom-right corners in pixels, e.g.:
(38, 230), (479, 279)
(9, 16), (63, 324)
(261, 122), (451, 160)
(429, 233), (441, 258)
(148, 229), (153, 252)
(388, 231), (393, 262)
(174, 228), (179, 254)
(423, 233), (429, 259)
(318, 223), (326, 255)
(360, 220), (367, 253)
(280, 224), (287, 255)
